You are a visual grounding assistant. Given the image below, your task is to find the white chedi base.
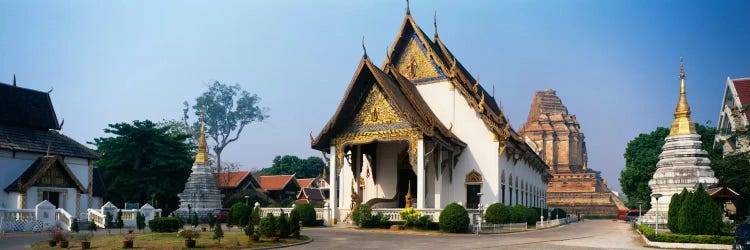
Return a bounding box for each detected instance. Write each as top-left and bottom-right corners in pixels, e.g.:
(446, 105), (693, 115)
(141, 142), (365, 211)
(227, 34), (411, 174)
(176, 162), (223, 215)
(640, 134), (718, 225)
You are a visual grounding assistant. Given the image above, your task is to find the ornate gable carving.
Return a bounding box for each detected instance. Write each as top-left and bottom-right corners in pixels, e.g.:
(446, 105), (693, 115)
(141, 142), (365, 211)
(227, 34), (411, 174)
(36, 161), (75, 188)
(351, 85), (403, 126)
(465, 170), (482, 184)
(395, 38), (444, 83)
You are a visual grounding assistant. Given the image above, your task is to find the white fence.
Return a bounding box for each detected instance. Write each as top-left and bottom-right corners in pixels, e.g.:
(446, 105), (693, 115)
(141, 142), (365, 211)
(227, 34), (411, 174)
(371, 208), (443, 222)
(258, 206), (327, 221)
(87, 202), (161, 229)
(0, 208), (41, 233)
(470, 222), (528, 233)
(535, 217), (577, 229)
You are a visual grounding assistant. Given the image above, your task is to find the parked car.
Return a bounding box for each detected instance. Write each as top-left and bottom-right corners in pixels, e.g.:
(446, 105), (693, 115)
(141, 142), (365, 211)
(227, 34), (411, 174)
(735, 219), (750, 250)
(624, 211), (640, 222)
(212, 208), (229, 223)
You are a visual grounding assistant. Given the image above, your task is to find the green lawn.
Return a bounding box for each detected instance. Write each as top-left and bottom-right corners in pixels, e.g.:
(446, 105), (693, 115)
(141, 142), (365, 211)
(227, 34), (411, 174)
(33, 231), (306, 249)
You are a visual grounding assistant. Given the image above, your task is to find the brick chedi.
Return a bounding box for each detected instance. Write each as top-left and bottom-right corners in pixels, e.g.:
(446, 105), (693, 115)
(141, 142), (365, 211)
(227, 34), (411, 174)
(520, 89), (625, 216)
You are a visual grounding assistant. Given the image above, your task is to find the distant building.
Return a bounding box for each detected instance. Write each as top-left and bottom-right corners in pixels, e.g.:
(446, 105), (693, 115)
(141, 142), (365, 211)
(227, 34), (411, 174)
(519, 89), (625, 216)
(258, 175), (300, 203)
(215, 171), (265, 206)
(296, 188), (326, 205)
(0, 79), (105, 216)
(715, 77), (750, 154)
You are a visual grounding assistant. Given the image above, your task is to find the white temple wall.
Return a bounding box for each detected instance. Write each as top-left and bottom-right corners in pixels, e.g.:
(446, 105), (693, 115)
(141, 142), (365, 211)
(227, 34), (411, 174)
(416, 81), (500, 206)
(424, 156), (435, 208)
(339, 155), (354, 209)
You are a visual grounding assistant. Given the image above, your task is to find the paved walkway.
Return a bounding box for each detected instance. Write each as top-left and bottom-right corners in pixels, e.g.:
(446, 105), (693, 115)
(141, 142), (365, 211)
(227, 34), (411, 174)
(286, 219), (651, 250)
(0, 220), (650, 249)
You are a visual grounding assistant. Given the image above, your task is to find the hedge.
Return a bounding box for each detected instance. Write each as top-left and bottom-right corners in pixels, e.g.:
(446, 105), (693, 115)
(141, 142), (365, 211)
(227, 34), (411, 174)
(148, 217), (184, 232)
(485, 203), (510, 224)
(638, 224), (733, 245)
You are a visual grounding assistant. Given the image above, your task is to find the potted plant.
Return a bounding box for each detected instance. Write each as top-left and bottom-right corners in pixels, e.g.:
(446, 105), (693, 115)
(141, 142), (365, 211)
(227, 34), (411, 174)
(178, 229), (200, 248)
(59, 232), (71, 248)
(77, 231), (93, 249)
(122, 230), (136, 248)
(47, 225), (64, 247)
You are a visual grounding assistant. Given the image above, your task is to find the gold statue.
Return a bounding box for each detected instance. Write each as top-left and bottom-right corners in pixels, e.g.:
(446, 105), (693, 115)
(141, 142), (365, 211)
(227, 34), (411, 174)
(405, 182), (413, 208)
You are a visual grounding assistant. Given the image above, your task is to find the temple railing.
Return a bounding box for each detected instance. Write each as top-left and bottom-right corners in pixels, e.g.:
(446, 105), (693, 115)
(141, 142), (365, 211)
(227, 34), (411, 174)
(258, 207), (326, 220)
(469, 222), (528, 233)
(0, 208), (36, 221)
(55, 208), (75, 230)
(370, 208), (443, 222)
(88, 209), (106, 229)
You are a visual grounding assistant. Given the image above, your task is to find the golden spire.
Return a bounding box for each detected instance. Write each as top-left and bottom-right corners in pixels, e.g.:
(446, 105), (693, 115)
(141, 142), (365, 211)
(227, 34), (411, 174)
(194, 102), (209, 164)
(669, 57), (696, 135)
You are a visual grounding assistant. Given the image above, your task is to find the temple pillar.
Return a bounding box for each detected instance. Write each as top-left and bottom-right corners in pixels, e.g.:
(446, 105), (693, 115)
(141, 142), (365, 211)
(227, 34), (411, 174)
(329, 145), (337, 222)
(434, 148), (442, 209)
(417, 139), (425, 209)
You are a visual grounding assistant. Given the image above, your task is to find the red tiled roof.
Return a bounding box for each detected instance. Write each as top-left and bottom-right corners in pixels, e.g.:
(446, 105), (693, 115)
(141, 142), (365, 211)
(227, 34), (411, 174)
(297, 178), (314, 188)
(259, 175), (296, 191)
(215, 171), (250, 188)
(733, 79), (750, 109)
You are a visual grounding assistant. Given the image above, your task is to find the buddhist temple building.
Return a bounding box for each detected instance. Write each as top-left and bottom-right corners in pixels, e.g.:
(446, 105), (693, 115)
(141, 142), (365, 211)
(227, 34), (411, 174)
(214, 171), (265, 206)
(0, 78), (106, 215)
(176, 108), (223, 217)
(715, 77), (750, 154)
(520, 89), (625, 216)
(258, 175), (301, 203)
(311, 5), (549, 223)
(641, 60), (719, 225)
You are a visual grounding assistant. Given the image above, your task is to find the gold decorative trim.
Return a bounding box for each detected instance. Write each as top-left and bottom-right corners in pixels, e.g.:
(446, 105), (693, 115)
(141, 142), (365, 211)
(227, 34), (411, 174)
(333, 128), (422, 175)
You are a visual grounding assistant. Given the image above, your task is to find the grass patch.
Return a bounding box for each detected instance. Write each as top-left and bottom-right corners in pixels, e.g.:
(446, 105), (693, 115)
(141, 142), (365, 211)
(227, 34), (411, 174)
(32, 231), (307, 249)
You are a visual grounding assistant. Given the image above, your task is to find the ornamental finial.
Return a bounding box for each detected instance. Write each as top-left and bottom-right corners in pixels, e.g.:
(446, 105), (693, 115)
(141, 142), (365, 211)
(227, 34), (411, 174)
(679, 56), (685, 80)
(385, 46), (392, 66)
(434, 11), (438, 38)
(362, 36), (367, 59)
(13, 74), (16, 87)
(406, 0), (410, 15)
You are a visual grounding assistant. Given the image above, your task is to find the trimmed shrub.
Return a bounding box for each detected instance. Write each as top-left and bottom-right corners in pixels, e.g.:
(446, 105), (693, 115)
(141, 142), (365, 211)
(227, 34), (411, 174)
(289, 209), (301, 238)
(136, 212), (146, 231)
(251, 207), (261, 226)
(278, 211), (290, 238)
(509, 205), (528, 223)
(148, 217), (184, 232)
(212, 222), (224, 244)
(115, 211), (124, 229)
(71, 219), (79, 233)
(678, 185), (722, 235)
(439, 203), (469, 233)
(259, 213), (277, 238)
(293, 203), (317, 227)
(192, 212), (199, 227)
(399, 208), (422, 229)
(638, 224), (733, 244)
(229, 203), (251, 227)
(351, 204), (372, 227)
(668, 188), (688, 233)
(485, 203), (511, 224)
(207, 212), (215, 229)
(550, 208), (567, 219)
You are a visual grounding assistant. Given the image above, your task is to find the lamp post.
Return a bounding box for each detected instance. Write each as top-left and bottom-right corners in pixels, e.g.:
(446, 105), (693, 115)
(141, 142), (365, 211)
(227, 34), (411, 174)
(651, 193), (662, 236)
(476, 193), (483, 235)
(539, 197), (545, 227)
(244, 195), (250, 206)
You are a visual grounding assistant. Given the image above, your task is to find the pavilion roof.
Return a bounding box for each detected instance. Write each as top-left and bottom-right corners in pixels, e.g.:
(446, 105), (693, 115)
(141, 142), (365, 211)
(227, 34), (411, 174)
(215, 171), (251, 188)
(4, 155), (86, 193)
(0, 82), (60, 130)
(297, 178), (314, 188)
(259, 175), (298, 191)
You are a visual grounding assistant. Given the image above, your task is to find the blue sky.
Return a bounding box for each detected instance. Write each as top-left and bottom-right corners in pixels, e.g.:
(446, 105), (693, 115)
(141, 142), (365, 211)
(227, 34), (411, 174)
(2, 1), (749, 193)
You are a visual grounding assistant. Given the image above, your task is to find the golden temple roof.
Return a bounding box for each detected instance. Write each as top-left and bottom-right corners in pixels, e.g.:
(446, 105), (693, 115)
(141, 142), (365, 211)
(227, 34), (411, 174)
(669, 58), (697, 136)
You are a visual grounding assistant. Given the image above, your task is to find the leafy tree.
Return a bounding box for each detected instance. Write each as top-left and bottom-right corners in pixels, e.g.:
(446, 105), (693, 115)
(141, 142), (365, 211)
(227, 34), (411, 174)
(619, 125), (717, 208)
(259, 213), (278, 239)
(183, 81), (269, 174)
(667, 188), (688, 233)
(259, 155), (326, 179)
(711, 149), (750, 219)
(91, 120), (193, 215)
(586, 168), (603, 182)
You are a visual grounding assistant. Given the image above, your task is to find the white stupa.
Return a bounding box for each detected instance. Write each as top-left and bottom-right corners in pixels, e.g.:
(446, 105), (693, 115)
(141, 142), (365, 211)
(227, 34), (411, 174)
(640, 60), (718, 225)
(176, 108), (223, 218)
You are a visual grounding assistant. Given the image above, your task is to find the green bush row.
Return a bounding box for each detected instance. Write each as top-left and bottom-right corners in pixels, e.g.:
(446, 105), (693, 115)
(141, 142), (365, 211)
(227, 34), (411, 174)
(148, 217), (184, 232)
(484, 203), (565, 225)
(667, 186), (724, 235)
(638, 224), (733, 245)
